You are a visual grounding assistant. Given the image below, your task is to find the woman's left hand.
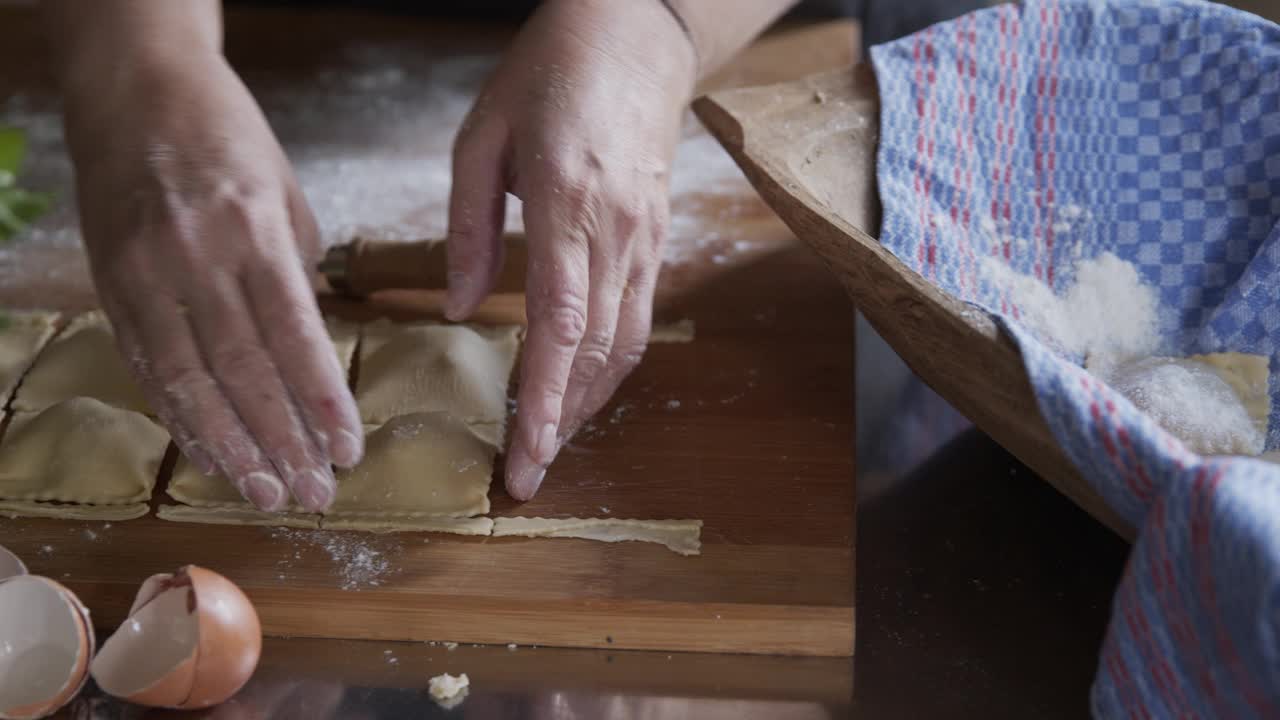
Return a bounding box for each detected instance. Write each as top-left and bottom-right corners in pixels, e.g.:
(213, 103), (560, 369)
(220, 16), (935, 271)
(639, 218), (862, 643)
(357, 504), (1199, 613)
(445, 0), (697, 500)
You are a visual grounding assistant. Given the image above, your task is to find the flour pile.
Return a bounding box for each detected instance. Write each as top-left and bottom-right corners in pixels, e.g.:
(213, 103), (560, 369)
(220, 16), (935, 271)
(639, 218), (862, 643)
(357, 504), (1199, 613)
(987, 252), (1269, 457)
(982, 251), (1161, 361)
(1106, 357), (1265, 456)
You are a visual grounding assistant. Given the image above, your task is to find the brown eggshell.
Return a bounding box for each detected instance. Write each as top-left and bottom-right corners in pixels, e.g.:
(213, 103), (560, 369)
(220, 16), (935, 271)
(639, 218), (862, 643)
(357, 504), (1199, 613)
(182, 566), (262, 709)
(91, 565), (260, 710)
(90, 574), (198, 708)
(0, 576), (94, 720)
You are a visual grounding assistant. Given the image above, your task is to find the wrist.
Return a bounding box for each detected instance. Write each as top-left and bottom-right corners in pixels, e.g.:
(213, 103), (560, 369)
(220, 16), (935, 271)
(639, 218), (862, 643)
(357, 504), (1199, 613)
(44, 0), (224, 128)
(545, 0), (698, 102)
(60, 49), (227, 168)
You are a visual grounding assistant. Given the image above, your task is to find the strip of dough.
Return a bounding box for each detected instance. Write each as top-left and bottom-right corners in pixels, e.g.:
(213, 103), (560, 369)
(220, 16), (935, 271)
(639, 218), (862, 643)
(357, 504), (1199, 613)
(168, 412), (495, 517)
(491, 517), (703, 556)
(321, 515), (494, 535)
(356, 321), (520, 444)
(157, 505), (321, 529)
(648, 319), (696, 344)
(0, 310), (60, 403)
(0, 500), (149, 521)
(0, 397), (168, 504)
(14, 311), (150, 414)
(156, 505), (495, 536)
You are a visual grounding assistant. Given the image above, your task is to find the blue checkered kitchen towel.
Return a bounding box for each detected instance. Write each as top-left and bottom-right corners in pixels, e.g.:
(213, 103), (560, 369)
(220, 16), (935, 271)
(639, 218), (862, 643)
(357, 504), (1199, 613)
(871, 1), (1280, 716)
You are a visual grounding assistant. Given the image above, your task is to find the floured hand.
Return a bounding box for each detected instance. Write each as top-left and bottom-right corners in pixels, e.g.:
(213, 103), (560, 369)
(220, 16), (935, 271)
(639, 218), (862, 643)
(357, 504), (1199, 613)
(445, 0), (697, 500)
(60, 48), (363, 513)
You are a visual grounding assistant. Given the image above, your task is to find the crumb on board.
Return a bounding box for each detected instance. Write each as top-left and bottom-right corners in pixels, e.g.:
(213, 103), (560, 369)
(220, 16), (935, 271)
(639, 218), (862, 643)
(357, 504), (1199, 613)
(428, 672), (470, 709)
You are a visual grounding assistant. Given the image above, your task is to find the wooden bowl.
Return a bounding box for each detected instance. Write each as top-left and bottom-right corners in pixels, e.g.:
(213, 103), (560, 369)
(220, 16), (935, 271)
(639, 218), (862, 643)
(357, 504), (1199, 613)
(693, 64), (1134, 539)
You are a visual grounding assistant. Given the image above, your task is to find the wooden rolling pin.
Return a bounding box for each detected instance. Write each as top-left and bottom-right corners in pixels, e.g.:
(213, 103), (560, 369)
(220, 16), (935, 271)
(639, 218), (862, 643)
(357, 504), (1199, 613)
(320, 234), (529, 297)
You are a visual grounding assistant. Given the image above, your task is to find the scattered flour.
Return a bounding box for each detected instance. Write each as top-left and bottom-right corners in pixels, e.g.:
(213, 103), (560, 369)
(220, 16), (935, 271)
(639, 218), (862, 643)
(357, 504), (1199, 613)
(269, 528), (399, 590)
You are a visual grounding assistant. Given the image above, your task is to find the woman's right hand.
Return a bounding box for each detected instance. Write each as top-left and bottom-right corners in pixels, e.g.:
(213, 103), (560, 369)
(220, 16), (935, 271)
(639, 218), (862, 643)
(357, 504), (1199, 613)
(60, 49), (363, 513)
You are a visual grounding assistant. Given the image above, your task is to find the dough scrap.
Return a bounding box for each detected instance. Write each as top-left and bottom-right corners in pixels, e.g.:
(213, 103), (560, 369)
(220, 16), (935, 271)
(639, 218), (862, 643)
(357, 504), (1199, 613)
(649, 319), (696, 344)
(428, 672), (470, 709)
(0, 500), (149, 521)
(169, 412), (494, 517)
(0, 397), (168, 505)
(0, 310), (59, 404)
(491, 517), (703, 556)
(356, 321), (520, 444)
(15, 311), (150, 414)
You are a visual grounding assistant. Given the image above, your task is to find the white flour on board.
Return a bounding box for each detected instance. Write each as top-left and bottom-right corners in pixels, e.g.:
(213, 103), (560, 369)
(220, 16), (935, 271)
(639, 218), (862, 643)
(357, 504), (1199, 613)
(0, 44), (753, 275)
(270, 527), (400, 590)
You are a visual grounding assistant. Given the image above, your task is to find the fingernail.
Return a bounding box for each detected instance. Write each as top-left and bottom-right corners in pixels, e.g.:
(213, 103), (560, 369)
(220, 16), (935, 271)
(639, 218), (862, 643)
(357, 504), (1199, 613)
(296, 471), (335, 513)
(511, 466), (546, 501)
(330, 428), (364, 468)
(534, 422), (558, 465)
(243, 472), (285, 511)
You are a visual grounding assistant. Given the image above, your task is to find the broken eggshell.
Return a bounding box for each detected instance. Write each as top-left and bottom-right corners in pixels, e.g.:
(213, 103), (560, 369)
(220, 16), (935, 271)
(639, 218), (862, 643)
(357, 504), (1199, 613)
(91, 565), (262, 709)
(0, 574), (95, 720)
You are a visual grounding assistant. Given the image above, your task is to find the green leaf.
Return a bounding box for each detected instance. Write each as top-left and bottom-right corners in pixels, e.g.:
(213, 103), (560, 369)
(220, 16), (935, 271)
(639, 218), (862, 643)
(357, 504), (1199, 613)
(0, 128), (25, 177)
(0, 187), (52, 243)
(0, 128), (54, 242)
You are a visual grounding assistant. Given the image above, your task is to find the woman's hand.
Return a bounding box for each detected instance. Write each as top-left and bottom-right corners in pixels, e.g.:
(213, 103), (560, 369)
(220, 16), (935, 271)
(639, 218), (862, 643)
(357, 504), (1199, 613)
(60, 50), (364, 512)
(445, 0), (697, 501)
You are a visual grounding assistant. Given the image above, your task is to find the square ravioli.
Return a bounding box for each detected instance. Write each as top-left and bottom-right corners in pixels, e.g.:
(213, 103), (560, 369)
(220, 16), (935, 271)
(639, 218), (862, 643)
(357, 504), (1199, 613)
(0, 310), (60, 403)
(14, 311), (150, 414)
(325, 317), (360, 378)
(0, 396), (168, 506)
(355, 321), (520, 444)
(167, 411), (495, 518)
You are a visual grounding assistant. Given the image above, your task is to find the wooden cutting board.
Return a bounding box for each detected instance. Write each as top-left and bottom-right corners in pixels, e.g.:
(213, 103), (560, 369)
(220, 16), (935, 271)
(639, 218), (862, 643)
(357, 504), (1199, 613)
(0, 9), (855, 657)
(0, 220), (854, 657)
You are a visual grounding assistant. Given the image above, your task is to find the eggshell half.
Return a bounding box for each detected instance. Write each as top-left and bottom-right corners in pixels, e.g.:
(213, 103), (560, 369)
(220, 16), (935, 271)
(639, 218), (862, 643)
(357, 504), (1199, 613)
(0, 544), (26, 581)
(0, 576), (94, 720)
(182, 566), (262, 708)
(90, 578), (198, 707)
(91, 565), (261, 709)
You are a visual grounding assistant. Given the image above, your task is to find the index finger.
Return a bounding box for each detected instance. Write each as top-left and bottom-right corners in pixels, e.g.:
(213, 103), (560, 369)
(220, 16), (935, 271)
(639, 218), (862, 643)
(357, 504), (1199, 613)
(504, 200), (591, 500)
